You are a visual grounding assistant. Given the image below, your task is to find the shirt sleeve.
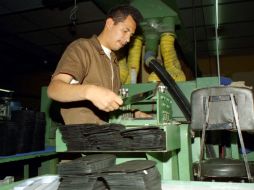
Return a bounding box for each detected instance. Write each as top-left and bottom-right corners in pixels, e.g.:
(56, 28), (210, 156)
(52, 39), (89, 83)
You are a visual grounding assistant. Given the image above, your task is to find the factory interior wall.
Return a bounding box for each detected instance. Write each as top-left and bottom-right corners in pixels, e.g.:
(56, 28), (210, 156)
(11, 72), (52, 111)
(198, 53), (254, 90)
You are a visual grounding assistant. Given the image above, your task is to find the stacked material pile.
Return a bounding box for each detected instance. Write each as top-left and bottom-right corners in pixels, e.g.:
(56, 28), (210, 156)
(12, 110), (36, 153)
(0, 110), (46, 155)
(31, 112), (46, 151)
(58, 154), (116, 190)
(101, 160), (162, 190)
(0, 121), (18, 155)
(121, 126), (166, 150)
(58, 155), (162, 190)
(59, 124), (126, 151)
(59, 124), (165, 151)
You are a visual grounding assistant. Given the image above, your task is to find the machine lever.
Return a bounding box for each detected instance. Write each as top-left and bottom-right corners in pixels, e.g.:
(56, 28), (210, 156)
(122, 90), (154, 106)
(144, 51), (191, 121)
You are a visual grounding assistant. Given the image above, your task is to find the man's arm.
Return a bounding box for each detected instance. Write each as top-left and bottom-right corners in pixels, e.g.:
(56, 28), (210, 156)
(47, 73), (123, 112)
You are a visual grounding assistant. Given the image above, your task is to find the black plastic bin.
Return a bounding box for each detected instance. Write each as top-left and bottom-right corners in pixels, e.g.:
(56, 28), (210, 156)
(0, 121), (18, 156)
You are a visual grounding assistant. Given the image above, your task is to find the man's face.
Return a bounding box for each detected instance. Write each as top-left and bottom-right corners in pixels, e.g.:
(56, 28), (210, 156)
(107, 15), (136, 51)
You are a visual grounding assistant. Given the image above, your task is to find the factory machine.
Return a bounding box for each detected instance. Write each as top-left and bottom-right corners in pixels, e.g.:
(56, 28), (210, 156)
(54, 0), (254, 188)
(55, 77), (254, 187)
(3, 0), (254, 189)
(55, 77), (217, 181)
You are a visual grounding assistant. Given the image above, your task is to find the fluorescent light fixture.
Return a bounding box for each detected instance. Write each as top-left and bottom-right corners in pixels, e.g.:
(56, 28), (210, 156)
(0, 88), (14, 93)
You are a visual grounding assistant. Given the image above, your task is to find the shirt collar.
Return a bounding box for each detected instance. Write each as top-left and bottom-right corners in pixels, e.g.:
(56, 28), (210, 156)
(90, 35), (118, 64)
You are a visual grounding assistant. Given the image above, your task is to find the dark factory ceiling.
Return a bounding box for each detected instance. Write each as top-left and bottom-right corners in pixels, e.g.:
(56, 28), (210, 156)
(0, 0), (254, 75)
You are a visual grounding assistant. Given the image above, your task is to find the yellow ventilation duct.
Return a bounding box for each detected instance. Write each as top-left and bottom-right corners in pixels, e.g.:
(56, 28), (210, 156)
(124, 36), (143, 84)
(118, 56), (128, 84)
(160, 33), (186, 82)
(148, 33), (186, 82)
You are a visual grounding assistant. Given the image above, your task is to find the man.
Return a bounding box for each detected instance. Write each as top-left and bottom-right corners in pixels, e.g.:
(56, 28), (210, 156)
(47, 5), (143, 124)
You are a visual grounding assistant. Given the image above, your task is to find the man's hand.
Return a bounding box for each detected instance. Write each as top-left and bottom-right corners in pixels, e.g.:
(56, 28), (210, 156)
(86, 85), (123, 112)
(47, 74), (123, 112)
(134, 110), (153, 119)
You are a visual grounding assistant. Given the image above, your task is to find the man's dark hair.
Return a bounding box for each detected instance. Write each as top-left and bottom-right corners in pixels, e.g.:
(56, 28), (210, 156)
(107, 4), (143, 25)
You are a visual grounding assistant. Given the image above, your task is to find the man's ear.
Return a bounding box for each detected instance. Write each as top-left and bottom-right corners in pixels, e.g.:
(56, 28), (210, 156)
(105, 18), (114, 29)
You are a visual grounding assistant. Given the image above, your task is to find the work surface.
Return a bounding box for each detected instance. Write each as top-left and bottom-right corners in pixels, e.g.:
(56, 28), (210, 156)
(162, 180), (254, 190)
(4, 176), (254, 190)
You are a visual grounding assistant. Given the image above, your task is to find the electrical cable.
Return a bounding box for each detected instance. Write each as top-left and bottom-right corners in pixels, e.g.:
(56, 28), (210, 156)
(70, 0), (78, 25)
(144, 51), (191, 121)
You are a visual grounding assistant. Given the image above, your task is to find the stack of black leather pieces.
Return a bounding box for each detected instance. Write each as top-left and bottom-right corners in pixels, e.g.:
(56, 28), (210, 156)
(121, 126), (166, 150)
(59, 123), (126, 150)
(58, 154), (116, 190)
(59, 124), (165, 151)
(0, 121), (18, 155)
(12, 110), (36, 153)
(0, 110), (46, 155)
(57, 154), (162, 190)
(31, 112), (46, 151)
(101, 160), (161, 190)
